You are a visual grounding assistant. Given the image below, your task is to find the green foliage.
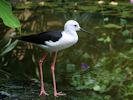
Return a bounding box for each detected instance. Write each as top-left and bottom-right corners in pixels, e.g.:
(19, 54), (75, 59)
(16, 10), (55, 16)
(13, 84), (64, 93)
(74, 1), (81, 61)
(103, 24), (121, 29)
(66, 63), (76, 73)
(0, 0), (20, 28)
(120, 18), (127, 25)
(125, 39), (133, 44)
(121, 11), (131, 18)
(0, 39), (18, 56)
(97, 35), (111, 43)
(122, 29), (130, 36)
(71, 49), (133, 99)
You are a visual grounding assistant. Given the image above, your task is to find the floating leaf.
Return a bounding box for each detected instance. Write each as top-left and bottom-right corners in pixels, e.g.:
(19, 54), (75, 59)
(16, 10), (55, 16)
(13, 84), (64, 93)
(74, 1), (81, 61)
(93, 85), (101, 91)
(103, 24), (121, 29)
(97, 37), (104, 42)
(82, 53), (90, 59)
(118, 52), (129, 60)
(85, 79), (95, 86)
(97, 36), (111, 43)
(0, 0), (20, 28)
(122, 29), (129, 36)
(120, 18), (127, 25)
(125, 39), (133, 43)
(104, 17), (109, 22)
(66, 64), (76, 72)
(121, 11), (131, 18)
(105, 36), (111, 43)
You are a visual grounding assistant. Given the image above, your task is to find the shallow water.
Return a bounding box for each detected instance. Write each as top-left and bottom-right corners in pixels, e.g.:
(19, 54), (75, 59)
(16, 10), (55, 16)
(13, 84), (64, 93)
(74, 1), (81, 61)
(1, 1), (133, 100)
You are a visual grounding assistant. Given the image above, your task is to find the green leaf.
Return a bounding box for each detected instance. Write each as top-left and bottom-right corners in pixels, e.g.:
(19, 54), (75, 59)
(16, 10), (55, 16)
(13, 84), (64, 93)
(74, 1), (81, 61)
(0, 0), (20, 28)
(119, 52), (129, 60)
(120, 18), (127, 25)
(103, 24), (121, 29)
(97, 37), (104, 42)
(93, 85), (101, 91)
(121, 11), (131, 18)
(125, 39), (133, 43)
(82, 52), (90, 59)
(105, 36), (111, 43)
(0, 39), (18, 56)
(122, 30), (129, 36)
(104, 17), (109, 22)
(66, 64), (76, 72)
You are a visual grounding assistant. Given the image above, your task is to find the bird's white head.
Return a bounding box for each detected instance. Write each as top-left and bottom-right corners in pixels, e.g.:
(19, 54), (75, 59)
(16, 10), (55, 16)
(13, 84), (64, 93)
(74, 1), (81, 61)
(64, 20), (81, 32)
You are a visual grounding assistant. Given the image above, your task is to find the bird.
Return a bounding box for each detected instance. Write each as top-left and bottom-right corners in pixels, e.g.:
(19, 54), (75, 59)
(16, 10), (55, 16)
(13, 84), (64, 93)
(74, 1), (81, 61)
(17, 20), (88, 97)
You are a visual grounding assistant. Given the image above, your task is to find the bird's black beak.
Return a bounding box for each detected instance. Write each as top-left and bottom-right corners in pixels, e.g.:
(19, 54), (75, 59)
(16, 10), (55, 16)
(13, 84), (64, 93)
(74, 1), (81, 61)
(80, 28), (92, 34)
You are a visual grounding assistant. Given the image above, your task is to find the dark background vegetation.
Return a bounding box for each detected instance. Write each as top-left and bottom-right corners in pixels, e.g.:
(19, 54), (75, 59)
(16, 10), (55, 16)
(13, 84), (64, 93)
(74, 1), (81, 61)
(0, 0), (133, 100)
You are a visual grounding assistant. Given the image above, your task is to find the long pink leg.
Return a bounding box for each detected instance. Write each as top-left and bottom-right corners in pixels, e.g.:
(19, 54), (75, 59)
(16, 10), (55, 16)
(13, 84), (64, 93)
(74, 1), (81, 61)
(39, 52), (49, 96)
(51, 52), (66, 97)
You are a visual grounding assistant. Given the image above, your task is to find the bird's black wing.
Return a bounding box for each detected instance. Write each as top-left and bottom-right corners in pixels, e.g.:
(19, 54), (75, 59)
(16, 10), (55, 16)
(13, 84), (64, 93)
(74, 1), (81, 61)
(18, 31), (62, 45)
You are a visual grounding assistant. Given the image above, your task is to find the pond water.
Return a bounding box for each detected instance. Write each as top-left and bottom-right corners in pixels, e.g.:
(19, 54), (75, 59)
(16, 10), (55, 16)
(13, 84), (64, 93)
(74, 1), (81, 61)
(1, 1), (133, 100)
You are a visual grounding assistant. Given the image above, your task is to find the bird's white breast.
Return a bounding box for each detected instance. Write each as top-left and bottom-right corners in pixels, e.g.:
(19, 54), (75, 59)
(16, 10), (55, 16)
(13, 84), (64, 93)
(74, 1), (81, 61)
(40, 31), (78, 52)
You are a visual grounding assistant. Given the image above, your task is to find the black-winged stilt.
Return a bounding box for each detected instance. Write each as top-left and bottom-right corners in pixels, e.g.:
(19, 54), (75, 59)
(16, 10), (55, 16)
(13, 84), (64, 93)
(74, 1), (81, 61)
(17, 20), (88, 97)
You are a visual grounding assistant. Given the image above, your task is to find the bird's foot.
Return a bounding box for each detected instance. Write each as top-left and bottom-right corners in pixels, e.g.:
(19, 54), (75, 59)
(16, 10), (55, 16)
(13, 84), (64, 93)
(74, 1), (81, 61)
(54, 91), (66, 97)
(39, 89), (49, 96)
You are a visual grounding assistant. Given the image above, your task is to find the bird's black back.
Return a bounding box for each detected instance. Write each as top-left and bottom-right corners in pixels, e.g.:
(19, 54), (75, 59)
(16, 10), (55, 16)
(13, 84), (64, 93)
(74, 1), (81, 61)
(18, 31), (62, 45)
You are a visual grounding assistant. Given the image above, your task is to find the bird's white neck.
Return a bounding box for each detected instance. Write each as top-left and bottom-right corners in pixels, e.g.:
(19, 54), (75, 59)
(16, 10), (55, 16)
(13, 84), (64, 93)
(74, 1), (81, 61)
(64, 29), (78, 37)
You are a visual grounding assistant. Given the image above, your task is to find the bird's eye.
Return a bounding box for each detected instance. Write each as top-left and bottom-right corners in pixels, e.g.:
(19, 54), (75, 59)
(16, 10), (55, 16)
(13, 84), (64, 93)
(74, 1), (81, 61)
(74, 25), (77, 27)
